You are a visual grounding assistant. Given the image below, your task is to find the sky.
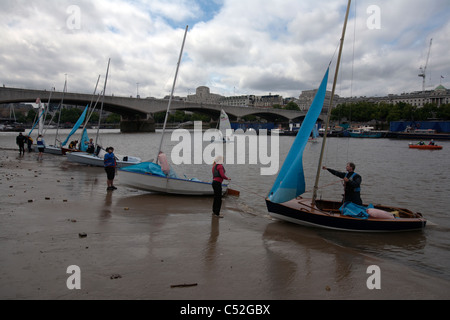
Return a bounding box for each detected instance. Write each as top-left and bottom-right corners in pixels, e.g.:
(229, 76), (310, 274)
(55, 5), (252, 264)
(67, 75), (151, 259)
(1, 0), (449, 100)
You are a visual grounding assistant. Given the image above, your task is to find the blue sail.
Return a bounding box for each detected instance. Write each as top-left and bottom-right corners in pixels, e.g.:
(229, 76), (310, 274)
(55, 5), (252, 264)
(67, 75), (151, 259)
(61, 105), (88, 146)
(268, 68), (329, 204)
(79, 128), (89, 152)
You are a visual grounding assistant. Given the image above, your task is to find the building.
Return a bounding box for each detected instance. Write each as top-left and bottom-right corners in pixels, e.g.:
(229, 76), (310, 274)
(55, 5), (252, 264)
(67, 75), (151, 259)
(338, 85), (450, 107)
(187, 86), (223, 104)
(254, 94), (283, 108)
(298, 89), (338, 112)
(220, 95), (256, 107)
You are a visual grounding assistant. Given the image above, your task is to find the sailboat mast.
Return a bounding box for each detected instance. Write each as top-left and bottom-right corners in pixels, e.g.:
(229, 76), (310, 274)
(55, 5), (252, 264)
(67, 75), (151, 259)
(157, 25), (188, 163)
(38, 99), (44, 136)
(312, 0), (351, 204)
(54, 79), (67, 146)
(95, 58), (111, 148)
(43, 90), (53, 129)
(83, 74), (101, 131)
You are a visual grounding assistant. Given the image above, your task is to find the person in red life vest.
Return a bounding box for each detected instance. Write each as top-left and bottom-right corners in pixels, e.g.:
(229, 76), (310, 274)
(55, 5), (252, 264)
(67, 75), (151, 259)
(212, 155), (230, 218)
(158, 151), (170, 176)
(104, 147), (117, 191)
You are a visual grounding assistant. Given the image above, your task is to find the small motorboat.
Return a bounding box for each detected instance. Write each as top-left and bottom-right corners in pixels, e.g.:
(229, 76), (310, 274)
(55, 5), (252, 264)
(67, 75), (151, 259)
(408, 143), (443, 150)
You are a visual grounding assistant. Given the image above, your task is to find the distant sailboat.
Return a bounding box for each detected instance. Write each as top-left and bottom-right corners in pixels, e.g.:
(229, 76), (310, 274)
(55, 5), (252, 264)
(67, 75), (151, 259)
(212, 109), (234, 143)
(119, 26), (228, 195)
(265, 0), (426, 232)
(308, 123), (319, 143)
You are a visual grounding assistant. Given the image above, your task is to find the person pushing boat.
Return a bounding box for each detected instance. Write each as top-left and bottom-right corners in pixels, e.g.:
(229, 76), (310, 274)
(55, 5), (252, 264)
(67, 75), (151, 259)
(322, 162), (362, 205)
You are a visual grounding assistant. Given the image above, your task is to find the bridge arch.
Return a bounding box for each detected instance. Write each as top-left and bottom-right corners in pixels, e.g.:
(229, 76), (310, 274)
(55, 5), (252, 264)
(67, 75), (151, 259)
(0, 86), (327, 131)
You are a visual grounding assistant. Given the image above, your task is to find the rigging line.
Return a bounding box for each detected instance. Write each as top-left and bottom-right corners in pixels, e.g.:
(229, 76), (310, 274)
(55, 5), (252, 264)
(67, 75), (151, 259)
(350, 0), (357, 99)
(304, 179), (343, 195)
(346, 1), (357, 163)
(329, 41), (341, 67)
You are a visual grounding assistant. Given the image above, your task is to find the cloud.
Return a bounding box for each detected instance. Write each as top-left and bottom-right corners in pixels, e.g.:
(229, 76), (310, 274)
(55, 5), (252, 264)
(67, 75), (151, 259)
(0, 0), (449, 101)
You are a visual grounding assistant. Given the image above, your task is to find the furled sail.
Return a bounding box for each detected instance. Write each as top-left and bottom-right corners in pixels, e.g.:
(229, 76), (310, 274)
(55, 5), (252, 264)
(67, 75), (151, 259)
(62, 105), (88, 146)
(267, 68), (329, 204)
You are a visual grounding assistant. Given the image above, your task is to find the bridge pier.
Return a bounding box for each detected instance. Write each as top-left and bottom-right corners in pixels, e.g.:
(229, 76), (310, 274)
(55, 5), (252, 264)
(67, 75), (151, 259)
(120, 116), (155, 133)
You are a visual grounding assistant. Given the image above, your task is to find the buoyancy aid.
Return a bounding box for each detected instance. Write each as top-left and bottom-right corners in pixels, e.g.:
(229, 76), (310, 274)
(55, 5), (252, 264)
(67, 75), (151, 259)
(348, 172), (361, 192)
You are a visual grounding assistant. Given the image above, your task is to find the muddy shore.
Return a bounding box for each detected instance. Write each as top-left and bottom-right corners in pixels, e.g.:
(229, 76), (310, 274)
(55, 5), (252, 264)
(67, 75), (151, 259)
(0, 149), (449, 300)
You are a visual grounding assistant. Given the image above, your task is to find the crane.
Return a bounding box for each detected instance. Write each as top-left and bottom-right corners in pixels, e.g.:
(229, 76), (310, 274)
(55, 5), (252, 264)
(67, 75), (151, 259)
(418, 38), (432, 93)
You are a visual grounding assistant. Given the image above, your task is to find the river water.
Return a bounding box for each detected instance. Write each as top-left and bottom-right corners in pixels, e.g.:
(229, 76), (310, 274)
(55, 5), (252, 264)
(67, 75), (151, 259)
(1, 128), (450, 284)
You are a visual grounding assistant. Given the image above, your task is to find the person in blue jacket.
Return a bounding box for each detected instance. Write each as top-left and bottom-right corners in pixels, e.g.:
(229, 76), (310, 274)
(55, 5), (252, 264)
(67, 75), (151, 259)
(36, 134), (45, 160)
(104, 147), (117, 191)
(322, 162), (362, 205)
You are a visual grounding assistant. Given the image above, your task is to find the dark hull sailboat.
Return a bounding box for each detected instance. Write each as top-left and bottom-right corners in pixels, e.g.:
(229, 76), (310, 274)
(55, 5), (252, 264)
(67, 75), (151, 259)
(265, 0), (426, 232)
(266, 198), (426, 232)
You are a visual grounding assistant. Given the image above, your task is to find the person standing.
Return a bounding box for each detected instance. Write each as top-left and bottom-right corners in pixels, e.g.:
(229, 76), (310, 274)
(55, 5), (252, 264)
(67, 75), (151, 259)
(36, 135), (45, 160)
(322, 162), (362, 205)
(211, 155), (230, 218)
(16, 132), (26, 156)
(104, 147), (117, 191)
(26, 135), (33, 152)
(85, 138), (95, 153)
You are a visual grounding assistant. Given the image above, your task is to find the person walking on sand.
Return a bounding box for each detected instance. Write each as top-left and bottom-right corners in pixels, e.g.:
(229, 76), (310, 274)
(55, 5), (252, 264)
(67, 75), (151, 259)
(322, 162), (362, 205)
(211, 155), (230, 218)
(36, 134), (45, 160)
(104, 147), (117, 191)
(16, 132), (26, 156)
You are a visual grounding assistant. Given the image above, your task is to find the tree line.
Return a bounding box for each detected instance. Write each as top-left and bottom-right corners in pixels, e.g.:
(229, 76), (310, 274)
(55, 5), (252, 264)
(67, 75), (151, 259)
(16, 107), (120, 125)
(331, 101), (450, 123)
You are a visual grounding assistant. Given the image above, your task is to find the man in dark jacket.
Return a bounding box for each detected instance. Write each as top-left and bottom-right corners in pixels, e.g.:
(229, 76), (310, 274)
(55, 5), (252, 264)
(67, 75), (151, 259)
(16, 132), (26, 156)
(322, 162), (362, 205)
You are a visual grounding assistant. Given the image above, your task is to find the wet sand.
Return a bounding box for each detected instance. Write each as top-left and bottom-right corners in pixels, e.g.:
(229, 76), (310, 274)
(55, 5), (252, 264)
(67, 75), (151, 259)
(0, 149), (449, 300)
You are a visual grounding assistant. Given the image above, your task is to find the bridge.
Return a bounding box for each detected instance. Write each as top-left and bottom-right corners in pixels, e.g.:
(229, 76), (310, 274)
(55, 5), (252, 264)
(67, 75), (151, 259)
(0, 86), (322, 132)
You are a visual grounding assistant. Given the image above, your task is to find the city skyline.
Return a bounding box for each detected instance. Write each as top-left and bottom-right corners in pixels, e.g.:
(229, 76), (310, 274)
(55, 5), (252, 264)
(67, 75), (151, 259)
(1, 0), (449, 100)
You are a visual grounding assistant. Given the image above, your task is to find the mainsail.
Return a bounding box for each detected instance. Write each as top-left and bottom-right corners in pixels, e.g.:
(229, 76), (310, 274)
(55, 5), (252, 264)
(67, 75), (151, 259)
(79, 128), (90, 152)
(62, 105), (89, 146)
(267, 68), (329, 204)
(219, 109), (232, 140)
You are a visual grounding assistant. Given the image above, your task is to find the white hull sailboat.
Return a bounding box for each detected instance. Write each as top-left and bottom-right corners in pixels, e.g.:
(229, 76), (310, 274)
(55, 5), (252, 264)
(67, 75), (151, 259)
(119, 26), (228, 196)
(265, 0), (426, 232)
(66, 59), (141, 168)
(67, 152), (141, 168)
(119, 169), (226, 195)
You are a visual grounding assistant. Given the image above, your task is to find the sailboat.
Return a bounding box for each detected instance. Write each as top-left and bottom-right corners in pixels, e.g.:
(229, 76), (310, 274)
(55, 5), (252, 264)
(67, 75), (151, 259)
(308, 123), (319, 143)
(119, 26), (228, 196)
(41, 80), (68, 155)
(265, 0), (426, 232)
(211, 109), (233, 143)
(66, 59), (141, 168)
(29, 95), (64, 155)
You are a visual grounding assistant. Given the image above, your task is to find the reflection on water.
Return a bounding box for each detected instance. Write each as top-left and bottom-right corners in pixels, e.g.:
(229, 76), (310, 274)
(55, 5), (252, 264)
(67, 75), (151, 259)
(204, 217), (219, 264)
